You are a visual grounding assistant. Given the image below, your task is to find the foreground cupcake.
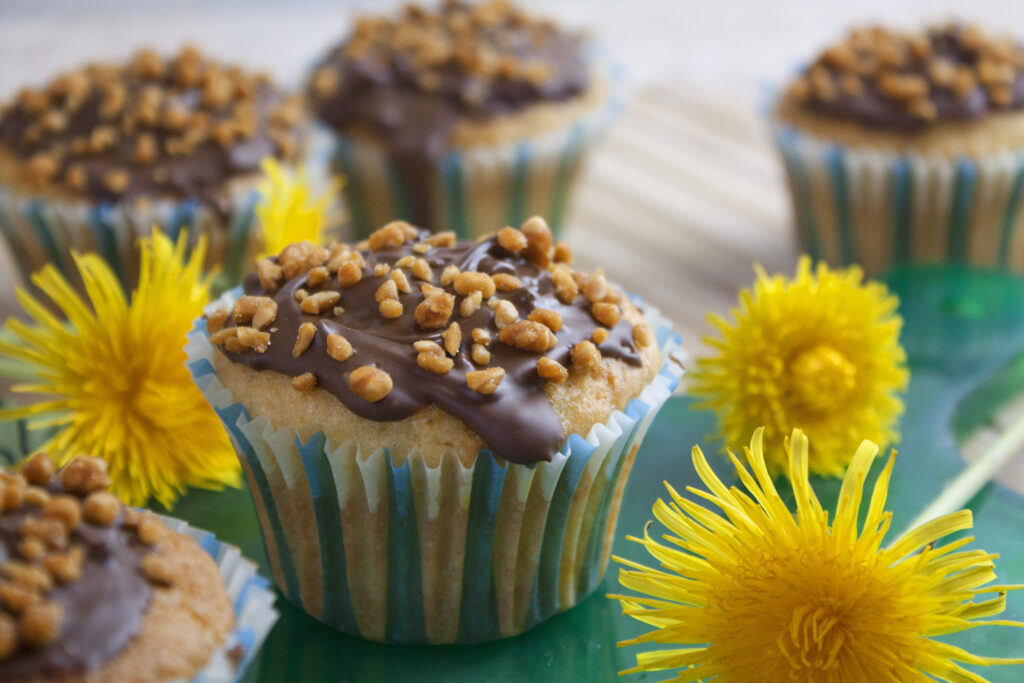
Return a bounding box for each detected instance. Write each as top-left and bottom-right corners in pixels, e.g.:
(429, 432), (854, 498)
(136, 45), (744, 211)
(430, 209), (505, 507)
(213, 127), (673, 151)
(186, 216), (682, 643)
(773, 23), (1024, 274)
(0, 46), (306, 289)
(308, 0), (615, 239)
(0, 453), (276, 680)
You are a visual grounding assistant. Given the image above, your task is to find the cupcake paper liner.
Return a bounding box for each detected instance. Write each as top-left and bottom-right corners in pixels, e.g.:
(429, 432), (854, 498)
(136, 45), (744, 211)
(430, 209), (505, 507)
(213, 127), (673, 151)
(185, 286), (681, 645)
(154, 514), (278, 683)
(773, 121), (1024, 275)
(332, 64), (624, 240)
(0, 180), (262, 291)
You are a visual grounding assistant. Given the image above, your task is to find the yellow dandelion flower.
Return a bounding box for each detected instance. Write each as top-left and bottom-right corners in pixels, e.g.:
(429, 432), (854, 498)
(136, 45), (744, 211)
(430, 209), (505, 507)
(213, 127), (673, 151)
(612, 428), (1024, 682)
(0, 230), (239, 507)
(256, 157), (337, 258)
(691, 256), (908, 475)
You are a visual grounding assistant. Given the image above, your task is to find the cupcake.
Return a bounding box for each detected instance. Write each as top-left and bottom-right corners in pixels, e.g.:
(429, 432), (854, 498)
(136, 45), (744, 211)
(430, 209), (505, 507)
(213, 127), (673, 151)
(186, 216), (682, 644)
(0, 46), (307, 290)
(773, 23), (1024, 275)
(0, 453), (277, 681)
(308, 0), (616, 239)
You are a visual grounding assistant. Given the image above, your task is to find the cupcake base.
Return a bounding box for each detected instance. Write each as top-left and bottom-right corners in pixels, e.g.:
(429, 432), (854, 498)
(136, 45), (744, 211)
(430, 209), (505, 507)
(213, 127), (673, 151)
(773, 119), (1024, 275)
(186, 289), (681, 645)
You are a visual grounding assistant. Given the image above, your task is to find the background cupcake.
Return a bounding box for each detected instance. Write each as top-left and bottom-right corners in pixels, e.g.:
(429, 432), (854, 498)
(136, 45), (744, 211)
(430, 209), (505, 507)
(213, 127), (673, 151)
(773, 23), (1024, 275)
(308, 0), (617, 240)
(0, 46), (307, 290)
(186, 216), (682, 644)
(0, 453), (277, 681)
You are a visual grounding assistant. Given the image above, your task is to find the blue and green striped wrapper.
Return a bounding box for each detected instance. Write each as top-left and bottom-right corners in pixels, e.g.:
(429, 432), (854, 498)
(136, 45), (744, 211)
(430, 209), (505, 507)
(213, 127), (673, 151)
(0, 178), (263, 292)
(185, 287), (681, 645)
(153, 514), (278, 683)
(773, 121), (1024, 275)
(331, 67), (624, 240)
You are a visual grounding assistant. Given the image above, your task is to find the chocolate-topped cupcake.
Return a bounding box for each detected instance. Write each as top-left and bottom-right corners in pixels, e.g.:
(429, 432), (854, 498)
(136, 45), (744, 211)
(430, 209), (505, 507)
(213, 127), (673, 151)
(0, 454), (249, 681)
(186, 215), (682, 644)
(773, 23), (1024, 274)
(0, 46), (307, 289)
(308, 0), (616, 239)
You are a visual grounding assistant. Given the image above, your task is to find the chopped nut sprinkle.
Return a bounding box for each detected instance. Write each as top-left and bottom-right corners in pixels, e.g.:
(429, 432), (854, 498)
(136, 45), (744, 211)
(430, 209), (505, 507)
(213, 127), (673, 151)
(415, 292), (455, 329)
(293, 322), (317, 357)
(492, 273), (522, 291)
(348, 366), (393, 402)
(497, 320), (555, 353)
(291, 372), (318, 392)
(301, 291), (341, 315)
(471, 344), (491, 365)
(460, 291), (483, 317)
(571, 340), (602, 369)
(442, 322), (462, 356)
(527, 308), (562, 332)
(537, 357), (568, 383)
(466, 367), (505, 394)
(20, 454), (54, 487)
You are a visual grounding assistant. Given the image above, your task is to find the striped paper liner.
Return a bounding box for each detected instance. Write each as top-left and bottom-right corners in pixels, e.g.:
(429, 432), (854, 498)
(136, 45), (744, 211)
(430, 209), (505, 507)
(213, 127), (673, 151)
(331, 65), (625, 240)
(0, 180), (262, 292)
(773, 122), (1024, 275)
(185, 286), (681, 645)
(153, 514), (278, 683)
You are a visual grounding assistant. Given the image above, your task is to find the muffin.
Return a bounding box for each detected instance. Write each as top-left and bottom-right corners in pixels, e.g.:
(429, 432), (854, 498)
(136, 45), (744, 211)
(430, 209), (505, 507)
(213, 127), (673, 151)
(773, 23), (1024, 274)
(0, 46), (307, 290)
(308, 0), (617, 239)
(0, 453), (276, 681)
(185, 216), (683, 644)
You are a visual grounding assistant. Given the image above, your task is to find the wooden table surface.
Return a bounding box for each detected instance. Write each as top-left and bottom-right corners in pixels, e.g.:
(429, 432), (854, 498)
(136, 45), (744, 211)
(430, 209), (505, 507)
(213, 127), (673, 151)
(2, 0), (1024, 492)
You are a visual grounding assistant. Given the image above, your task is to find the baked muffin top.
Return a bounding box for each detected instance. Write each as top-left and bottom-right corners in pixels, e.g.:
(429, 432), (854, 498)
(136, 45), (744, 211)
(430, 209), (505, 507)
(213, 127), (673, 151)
(0, 455), (173, 679)
(783, 24), (1024, 130)
(0, 46), (305, 205)
(206, 216), (657, 465)
(309, 0), (590, 138)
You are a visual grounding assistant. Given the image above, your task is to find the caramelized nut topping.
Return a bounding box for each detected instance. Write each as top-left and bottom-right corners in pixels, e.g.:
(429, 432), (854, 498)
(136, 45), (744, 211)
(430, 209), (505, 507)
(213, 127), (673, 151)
(20, 454), (55, 487)
(471, 344), (491, 366)
(20, 602), (62, 647)
(326, 334), (354, 362)
(592, 327), (610, 344)
(236, 326), (271, 353)
(633, 322), (655, 348)
(140, 555), (175, 585)
(497, 320), (555, 353)
(58, 457), (110, 496)
(291, 372), (318, 391)
(301, 290), (341, 314)
(206, 308), (229, 334)
(442, 323), (462, 356)
(571, 340), (602, 369)
(82, 491), (120, 526)
(492, 273), (522, 291)
(528, 308), (562, 332)
(379, 298), (404, 319)
(537, 357), (569, 383)
(497, 227), (528, 252)
(591, 302), (620, 327)
(293, 322), (317, 357)
(41, 496), (81, 532)
(493, 300), (519, 329)
(440, 265), (460, 287)
(452, 271), (496, 298)
(460, 291), (483, 317)
(466, 367), (505, 394)
(415, 292), (455, 329)
(348, 366), (393, 402)
(0, 582), (40, 614)
(256, 259), (284, 291)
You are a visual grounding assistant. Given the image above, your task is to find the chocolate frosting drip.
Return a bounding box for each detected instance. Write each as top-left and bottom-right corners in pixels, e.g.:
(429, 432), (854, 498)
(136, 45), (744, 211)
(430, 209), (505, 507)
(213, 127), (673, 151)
(219, 232), (643, 464)
(0, 488), (151, 680)
(0, 48), (303, 208)
(308, 1), (589, 227)
(797, 25), (1024, 130)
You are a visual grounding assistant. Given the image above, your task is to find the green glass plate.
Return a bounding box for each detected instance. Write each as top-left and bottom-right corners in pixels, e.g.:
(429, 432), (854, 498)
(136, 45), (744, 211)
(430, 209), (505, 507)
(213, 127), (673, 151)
(3, 264), (1024, 680)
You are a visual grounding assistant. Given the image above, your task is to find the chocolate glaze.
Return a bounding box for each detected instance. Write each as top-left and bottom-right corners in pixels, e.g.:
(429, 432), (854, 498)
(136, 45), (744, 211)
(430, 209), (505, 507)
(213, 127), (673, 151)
(309, 1), (589, 228)
(0, 55), (302, 209)
(0, 486), (151, 680)
(804, 26), (1024, 130)
(217, 232), (644, 464)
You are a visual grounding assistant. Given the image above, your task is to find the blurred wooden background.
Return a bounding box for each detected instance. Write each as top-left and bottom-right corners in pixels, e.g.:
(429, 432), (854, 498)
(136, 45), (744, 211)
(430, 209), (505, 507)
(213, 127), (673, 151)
(3, 0), (1024, 490)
